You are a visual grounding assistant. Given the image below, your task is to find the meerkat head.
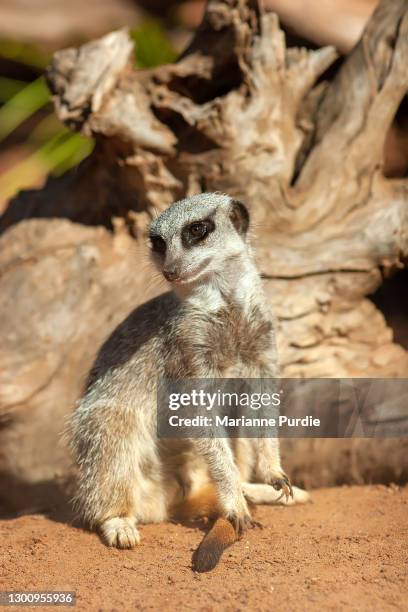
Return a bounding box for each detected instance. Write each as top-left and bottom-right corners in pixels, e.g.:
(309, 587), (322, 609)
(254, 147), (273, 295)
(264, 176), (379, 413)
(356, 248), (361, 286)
(148, 193), (250, 286)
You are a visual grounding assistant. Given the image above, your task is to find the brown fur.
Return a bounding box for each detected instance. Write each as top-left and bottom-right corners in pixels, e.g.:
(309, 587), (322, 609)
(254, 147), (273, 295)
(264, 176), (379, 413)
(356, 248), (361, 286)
(170, 483), (220, 521)
(171, 484), (237, 573)
(161, 300), (276, 382)
(192, 519), (236, 573)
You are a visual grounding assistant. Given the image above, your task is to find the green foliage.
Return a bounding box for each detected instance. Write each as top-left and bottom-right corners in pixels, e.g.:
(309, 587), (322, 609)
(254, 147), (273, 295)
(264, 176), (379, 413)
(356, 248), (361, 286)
(0, 77), (50, 141)
(0, 76), (27, 102)
(0, 38), (49, 70)
(0, 21), (177, 201)
(131, 21), (177, 69)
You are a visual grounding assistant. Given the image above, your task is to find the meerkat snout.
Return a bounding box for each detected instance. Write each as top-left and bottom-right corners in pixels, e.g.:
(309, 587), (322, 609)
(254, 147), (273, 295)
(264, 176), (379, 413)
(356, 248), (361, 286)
(163, 268), (179, 282)
(148, 193), (250, 286)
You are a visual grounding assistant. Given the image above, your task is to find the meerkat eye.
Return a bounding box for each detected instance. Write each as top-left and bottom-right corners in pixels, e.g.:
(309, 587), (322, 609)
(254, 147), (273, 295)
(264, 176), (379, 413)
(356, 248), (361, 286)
(183, 219), (215, 246)
(190, 223), (207, 237)
(150, 235), (166, 255)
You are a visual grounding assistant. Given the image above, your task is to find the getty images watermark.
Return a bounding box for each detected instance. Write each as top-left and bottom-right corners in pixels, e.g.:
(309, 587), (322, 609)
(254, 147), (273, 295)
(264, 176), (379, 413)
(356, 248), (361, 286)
(157, 378), (408, 438)
(166, 387), (319, 428)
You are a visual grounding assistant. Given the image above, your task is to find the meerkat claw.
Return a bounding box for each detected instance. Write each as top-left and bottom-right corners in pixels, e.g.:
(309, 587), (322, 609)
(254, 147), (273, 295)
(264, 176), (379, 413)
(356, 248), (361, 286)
(229, 512), (254, 537)
(272, 474), (293, 501)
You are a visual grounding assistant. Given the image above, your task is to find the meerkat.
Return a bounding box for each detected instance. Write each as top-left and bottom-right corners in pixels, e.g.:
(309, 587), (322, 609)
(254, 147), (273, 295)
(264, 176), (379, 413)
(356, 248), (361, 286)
(69, 193), (309, 572)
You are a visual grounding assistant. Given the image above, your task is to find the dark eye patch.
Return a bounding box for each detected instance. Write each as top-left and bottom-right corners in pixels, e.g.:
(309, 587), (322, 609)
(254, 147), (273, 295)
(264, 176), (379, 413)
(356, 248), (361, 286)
(150, 234), (166, 255)
(182, 219), (215, 247)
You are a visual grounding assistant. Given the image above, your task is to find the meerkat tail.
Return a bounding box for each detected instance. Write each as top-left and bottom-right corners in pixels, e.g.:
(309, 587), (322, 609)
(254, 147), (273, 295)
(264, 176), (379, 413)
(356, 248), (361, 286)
(170, 484), (237, 572)
(192, 518), (236, 572)
(170, 483), (220, 521)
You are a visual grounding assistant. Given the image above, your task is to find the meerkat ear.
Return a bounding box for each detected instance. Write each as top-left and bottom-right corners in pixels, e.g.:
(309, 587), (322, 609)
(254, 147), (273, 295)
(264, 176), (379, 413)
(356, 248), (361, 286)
(230, 199), (249, 235)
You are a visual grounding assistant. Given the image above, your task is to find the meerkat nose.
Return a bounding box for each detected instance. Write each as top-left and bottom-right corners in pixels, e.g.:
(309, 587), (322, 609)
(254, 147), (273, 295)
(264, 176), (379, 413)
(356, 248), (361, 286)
(163, 269), (179, 282)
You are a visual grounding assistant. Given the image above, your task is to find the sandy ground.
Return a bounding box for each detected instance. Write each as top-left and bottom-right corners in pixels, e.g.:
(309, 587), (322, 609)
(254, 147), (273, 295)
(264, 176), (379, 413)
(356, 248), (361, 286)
(0, 485), (407, 612)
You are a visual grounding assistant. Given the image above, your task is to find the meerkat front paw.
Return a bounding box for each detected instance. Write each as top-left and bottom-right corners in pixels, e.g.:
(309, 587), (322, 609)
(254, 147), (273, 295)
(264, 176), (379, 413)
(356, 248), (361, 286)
(269, 471), (293, 502)
(256, 464), (294, 502)
(100, 517), (140, 549)
(223, 494), (258, 536)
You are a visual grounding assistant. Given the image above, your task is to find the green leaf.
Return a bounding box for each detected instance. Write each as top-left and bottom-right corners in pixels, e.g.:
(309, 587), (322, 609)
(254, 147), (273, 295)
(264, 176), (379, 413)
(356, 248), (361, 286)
(0, 76), (50, 142)
(0, 76), (27, 102)
(0, 131), (94, 200)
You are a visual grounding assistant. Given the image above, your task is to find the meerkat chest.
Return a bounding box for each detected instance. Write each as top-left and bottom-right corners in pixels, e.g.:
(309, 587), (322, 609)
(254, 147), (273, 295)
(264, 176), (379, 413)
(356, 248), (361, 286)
(218, 308), (273, 371)
(177, 303), (275, 375)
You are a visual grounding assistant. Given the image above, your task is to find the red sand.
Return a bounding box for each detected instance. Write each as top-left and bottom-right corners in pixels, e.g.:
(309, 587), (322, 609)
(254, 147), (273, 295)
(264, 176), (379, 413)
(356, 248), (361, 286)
(1, 485), (407, 611)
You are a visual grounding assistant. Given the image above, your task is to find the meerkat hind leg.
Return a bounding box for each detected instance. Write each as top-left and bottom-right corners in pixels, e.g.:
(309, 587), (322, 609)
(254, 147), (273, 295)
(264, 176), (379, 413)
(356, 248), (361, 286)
(242, 483), (310, 506)
(100, 516), (140, 549)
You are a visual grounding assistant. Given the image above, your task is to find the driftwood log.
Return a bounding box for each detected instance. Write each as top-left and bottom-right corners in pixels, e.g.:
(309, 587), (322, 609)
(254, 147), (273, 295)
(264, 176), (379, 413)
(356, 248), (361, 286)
(1, 0), (407, 513)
